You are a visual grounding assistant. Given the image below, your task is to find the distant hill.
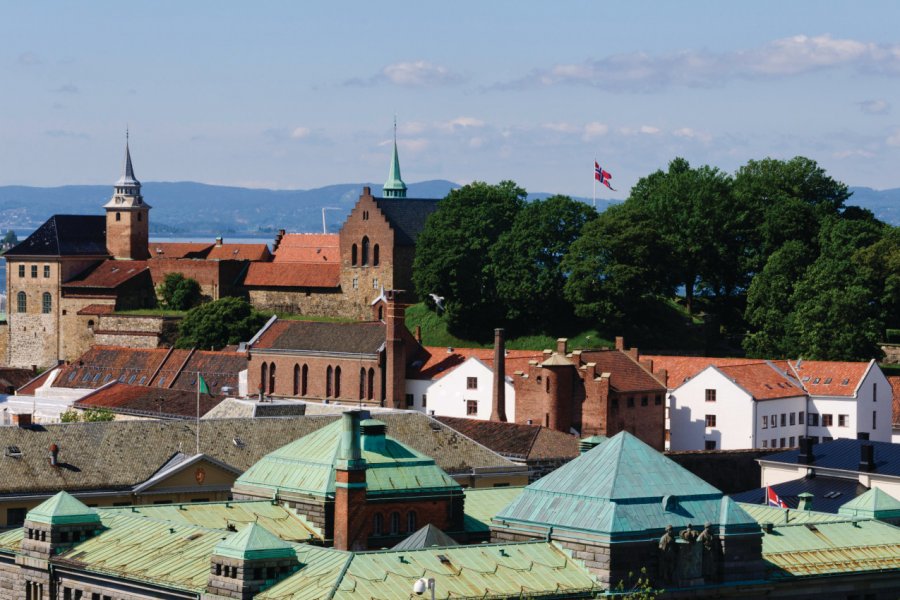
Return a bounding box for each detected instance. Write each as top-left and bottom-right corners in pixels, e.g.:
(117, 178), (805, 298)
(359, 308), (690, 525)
(0, 182), (893, 235)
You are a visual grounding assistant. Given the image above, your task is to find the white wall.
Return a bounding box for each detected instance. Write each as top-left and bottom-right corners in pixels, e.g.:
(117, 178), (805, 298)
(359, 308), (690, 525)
(806, 363), (892, 443)
(669, 368), (754, 450)
(756, 395), (812, 450)
(405, 357), (515, 421)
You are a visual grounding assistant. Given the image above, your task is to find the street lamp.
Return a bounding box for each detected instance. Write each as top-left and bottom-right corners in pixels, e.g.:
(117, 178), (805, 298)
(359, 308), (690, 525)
(412, 577), (435, 600)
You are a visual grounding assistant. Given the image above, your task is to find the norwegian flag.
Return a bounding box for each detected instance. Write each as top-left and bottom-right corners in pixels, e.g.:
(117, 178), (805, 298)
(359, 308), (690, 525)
(594, 161), (616, 191)
(766, 486), (788, 508)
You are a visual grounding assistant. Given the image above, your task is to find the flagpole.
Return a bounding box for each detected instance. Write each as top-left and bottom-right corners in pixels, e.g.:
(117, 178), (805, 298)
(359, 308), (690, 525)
(592, 160), (596, 209)
(196, 373), (200, 455)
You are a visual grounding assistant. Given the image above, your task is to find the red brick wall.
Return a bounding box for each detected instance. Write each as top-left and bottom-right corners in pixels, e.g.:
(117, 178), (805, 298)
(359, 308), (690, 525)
(333, 468), (369, 551)
(248, 351), (384, 403)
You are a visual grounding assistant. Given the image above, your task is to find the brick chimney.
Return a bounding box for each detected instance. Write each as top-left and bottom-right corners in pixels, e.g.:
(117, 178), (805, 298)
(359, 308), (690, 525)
(490, 328), (507, 422)
(615, 336), (625, 351)
(556, 338), (568, 355)
(333, 411), (368, 551)
(12, 413), (32, 428)
(385, 291), (406, 409)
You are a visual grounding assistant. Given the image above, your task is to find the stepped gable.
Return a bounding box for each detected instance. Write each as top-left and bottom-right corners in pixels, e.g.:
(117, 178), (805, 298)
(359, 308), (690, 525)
(495, 431), (757, 538)
(62, 260), (149, 289)
(243, 262), (340, 288)
(252, 319), (385, 355)
(372, 197), (439, 246)
(579, 349), (664, 392)
(5, 215), (107, 257)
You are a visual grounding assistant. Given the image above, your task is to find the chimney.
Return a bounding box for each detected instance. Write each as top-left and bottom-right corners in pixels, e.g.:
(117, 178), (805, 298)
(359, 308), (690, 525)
(334, 411), (368, 551)
(49, 444), (59, 467)
(490, 328), (507, 422)
(13, 413), (32, 428)
(571, 350), (582, 367)
(556, 338), (568, 355)
(215, 236), (223, 246)
(385, 291), (406, 409)
(798, 437), (815, 464)
(797, 492), (813, 512)
(859, 443), (875, 472)
(615, 336), (625, 351)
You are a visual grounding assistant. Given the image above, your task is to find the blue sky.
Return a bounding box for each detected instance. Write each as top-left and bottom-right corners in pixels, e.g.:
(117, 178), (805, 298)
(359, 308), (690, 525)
(3, 1), (900, 198)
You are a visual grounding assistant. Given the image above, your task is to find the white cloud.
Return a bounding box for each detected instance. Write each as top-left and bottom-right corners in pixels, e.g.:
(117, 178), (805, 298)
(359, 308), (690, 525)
(639, 125), (661, 135)
(582, 122), (609, 140)
(290, 126), (310, 139)
(859, 99), (891, 115)
(542, 122), (579, 133)
(832, 149), (876, 159)
(348, 60), (464, 87)
(887, 128), (900, 146)
(672, 127), (713, 143)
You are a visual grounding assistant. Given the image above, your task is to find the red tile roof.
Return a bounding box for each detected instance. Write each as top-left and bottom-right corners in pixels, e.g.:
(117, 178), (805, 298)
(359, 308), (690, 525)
(889, 376), (900, 427)
(579, 349), (666, 393)
(273, 234), (340, 263)
(165, 350), (246, 394)
(11, 369), (50, 396)
(409, 347), (543, 381)
(436, 416), (580, 460)
(206, 243), (271, 261)
(149, 243), (213, 259)
(63, 260), (149, 289)
(55, 346), (172, 389)
(243, 262), (340, 288)
(76, 304), (116, 316)
(73, 383), (225, 419)
(641, 355), (761, 389)
(788, 360), (872, 397)
(715, 362), (804, 400)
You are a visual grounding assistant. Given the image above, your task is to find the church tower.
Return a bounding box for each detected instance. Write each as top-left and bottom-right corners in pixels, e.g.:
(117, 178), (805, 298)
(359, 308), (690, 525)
(104, 133), (150, 260)
(382, 120), (407, 198)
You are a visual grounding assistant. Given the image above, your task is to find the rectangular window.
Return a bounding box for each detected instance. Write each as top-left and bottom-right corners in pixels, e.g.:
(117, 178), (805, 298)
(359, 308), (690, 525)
(811, 436), (819, 444)
(762, 415), (768, 429)
(352, 277), (358, 289)
(654, 394), (662, 405)
(873, 410), (877, 429)
(762, 440), (768, 448)
(17, 292), (26, 313)
(466, 377), (477, 390)
(612, 398), (619, 410)
(627, 396), (635, 408)
(780, 413), (786, 427)
(809, 413), (819, 427)
(18, 264), (24, 277)
(43, 265), (50, 278)
(705, 414), (716, 427)
(799, 411), (805, 425)
(421, 394), (427, 408)
(789, 412), (796, 426)
(30, 265), (37, 278)
(789, 436), (795, 446)
(404, 393), (413, 408)
(822, 414), (833, 427)
(640, 395), (648, 406)
(780, 438), (786, 448)
(372, 278), (379, 289)
(873, 383), (877, 401)
(705, 440), (716, 450)
(466, 400), (477, 415)
(705, 389), (716, 402)
(838, 414), (848, 427)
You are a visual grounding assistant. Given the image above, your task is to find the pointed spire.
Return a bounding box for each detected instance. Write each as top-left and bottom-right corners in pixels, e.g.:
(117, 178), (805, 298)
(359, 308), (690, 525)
(120, 128), (138, 185)
(383, 117), (407, 198)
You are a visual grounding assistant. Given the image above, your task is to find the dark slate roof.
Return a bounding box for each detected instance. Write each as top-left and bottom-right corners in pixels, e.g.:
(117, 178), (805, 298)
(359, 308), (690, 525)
(730, 476), (868, 514)
(760, 438), (900, 478)
(435, 416), (579, 461)
(253, 320), (386, 355)
(4, 215), (107, 257)
(374, 197), (440, 246)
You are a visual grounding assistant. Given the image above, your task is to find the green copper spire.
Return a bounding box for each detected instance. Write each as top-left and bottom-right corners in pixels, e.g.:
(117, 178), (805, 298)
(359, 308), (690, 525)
(383, 118), (407, 198)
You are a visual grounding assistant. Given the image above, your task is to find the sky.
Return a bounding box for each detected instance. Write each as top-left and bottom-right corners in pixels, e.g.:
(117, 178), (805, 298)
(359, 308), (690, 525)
(3, 1), (900, 198)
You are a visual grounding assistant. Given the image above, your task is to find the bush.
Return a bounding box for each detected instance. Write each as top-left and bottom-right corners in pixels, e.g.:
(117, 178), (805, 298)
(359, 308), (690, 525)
(158, 273), (202, 310)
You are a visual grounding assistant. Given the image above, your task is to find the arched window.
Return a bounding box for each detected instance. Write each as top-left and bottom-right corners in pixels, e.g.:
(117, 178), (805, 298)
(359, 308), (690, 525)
(407, 511), (417, 533)
(16, 292), (26, 313)
(373, 513), (383, 536)
(260, 363), (268, 395)
(268, 362), (276, 394)
(373, 244), (380, 266)
(334, 366), (341, 397)
(326, 366), (333, 397)
(359, 368), (366, 400)
(293, 364), (300, 396)
(41, 292), (52, 314)
(301, 364), (308, 396)
(361, 237), (369, 266)
(351, 244), (358, 266)
(390, 512), (400, 535)
(367, 368), (375, 401)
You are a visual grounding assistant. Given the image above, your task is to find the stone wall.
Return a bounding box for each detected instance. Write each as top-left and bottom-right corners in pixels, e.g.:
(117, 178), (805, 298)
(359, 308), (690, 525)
(92, 314), (181, 349)
(881, 343), (900, 364)
(248, 288), (345, 317)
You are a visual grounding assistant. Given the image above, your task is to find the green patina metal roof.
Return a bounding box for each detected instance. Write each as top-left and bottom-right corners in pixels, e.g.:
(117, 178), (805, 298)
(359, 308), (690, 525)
(738, 502), (848, 525)
(214, 522), (297, 561)
(462, 486), (525, 534)
(838, 487), (900, 521)
(234, 418), (461, 498)
(391, 524), (459, 550)
(26, 491), (102, 526)
(494, 431), (757, 538)
(382, 128), (407, 198)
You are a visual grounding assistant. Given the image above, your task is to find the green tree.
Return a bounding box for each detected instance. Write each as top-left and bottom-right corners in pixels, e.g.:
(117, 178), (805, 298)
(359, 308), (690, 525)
(60, 409), (80, 423)
(176, 297), (269, 350)
(158, 272), (202, 310)
(491, 195), (595, 330)
(854, 225), (900, 330)
(82, 408), (115, 422)
(1, 230), (18, 246)
(413, 181), (526, 337)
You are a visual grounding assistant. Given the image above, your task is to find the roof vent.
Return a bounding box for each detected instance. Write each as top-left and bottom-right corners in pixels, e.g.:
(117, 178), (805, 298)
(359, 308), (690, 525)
(859, 443), (875, 472)
(446, 347), (454, 354)
(5, 445), (22, 458)
(437, 554), (451, 565)
(232, 437), (245, 449)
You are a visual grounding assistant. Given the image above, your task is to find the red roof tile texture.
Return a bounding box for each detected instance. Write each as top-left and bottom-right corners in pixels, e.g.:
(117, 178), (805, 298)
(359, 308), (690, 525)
(409, 347), (543, 381)
(641, 355), (760, 389)
(63, 260), (149, 289)
(716, 362), (804, 400)
(579, 349), (666, 393)
(273, 234), (340, 263)
(74, 383), (225, 419)
(889, 375), (900, 427)
(10, 369), (49, 395)
(243, 262), (340, 288)
(149, 243), (213, 259)
(789, 360), (872, 398)
(76, 304), (116, 316)
(206, 243), (271, 261)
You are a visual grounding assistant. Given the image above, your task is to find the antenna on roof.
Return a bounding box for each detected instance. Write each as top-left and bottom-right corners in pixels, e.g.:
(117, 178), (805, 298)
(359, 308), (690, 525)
(321, 207), (341, 234)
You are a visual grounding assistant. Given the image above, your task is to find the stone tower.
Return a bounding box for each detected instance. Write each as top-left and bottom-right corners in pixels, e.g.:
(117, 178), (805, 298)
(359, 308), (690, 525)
(104, 133), (150, 260)
(382, 120), (407, 198)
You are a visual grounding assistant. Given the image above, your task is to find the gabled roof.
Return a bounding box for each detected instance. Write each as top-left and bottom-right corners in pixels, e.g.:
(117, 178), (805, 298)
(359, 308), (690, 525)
(15, 368), (56, 395)
(27, 491), (101, 525)
(243, 262), (340, 288)
(838, 487), (900, 520)
(62, 259), (149, 289)
(495, 431), (756, 538)
(205, 243), (271, 261)
(73, 383), (226, 419)
(760, 438), (900, 477)
(149, 242), (213, 259)
(435, 416), (579, 461)
(5, 215), (107, 257)
(579, 349), (665, 393)
(214, 522), (297, 561)
(391, 524), (459, 550)
(409, 346), (543, 381)
(713, 362), (804, 400)
(252, 319), (385, 355)
(642, 355), (766, 389)
(373, 197), (440, 246)
(789, 359), (873, 397)
(273, 233), (340, 263)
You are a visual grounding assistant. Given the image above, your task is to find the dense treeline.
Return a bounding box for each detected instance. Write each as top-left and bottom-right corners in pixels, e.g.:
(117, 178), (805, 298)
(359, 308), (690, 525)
(412, 157), (899, 360)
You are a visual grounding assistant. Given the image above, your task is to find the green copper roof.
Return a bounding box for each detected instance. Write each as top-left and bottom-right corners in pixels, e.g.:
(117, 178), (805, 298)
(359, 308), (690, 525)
(494, 431), (757, 539)
(214, 522), (297, 561)
(234, 419), (461, 498)
(26, 491), (102, 526)
(838, 487), (900, 520)
(382, 129), (407, 198)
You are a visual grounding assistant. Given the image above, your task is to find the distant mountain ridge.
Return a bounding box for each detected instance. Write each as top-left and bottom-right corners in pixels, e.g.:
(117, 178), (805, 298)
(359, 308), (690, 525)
(0, 182), (894, 235)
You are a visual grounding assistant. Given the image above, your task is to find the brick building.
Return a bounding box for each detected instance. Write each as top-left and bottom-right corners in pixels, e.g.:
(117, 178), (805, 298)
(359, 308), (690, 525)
(513, 337), (666, 450)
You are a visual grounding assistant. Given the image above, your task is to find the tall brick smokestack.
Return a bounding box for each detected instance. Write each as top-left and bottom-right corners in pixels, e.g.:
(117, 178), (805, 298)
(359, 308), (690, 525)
(333, 410), (368, 551)
(385, 291), (406, 409)
(490, 328), (507, 422)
